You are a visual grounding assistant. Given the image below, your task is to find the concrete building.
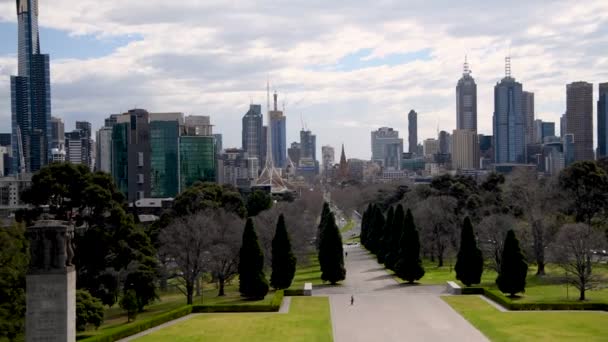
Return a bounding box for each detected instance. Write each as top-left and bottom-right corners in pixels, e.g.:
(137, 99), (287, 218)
(184, 115), (213, 136)
(493, 57), (525, 164)
(560, 113), (567, 138)
(438, 131), (451, 155)
(288, 142), (301, 167)
(371, 127), (403, 170)
(452, 129), (479, 170)
(566, 81), (594, 161)
(321, 145), (335, 175)
(423, 138), (439, 156)
(51, 147), (65, 163)
(269, 93), (287, 168)
(0, 173), (32, 213)
(522, 91), (535, 146)
(217, 148), (258, 188)
(96, 126), (112, 173)
(456, 57), (477, 131)
(50, 117), (64, 150)
(408, 110), (418, 154)
(597, 83), (608, 158)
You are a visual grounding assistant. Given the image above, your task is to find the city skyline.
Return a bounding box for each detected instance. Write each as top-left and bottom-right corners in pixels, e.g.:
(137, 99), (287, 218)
(1, 2), (608, 159)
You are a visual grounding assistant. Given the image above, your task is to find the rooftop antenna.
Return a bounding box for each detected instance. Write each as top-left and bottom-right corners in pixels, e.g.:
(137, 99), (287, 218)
(463, 55), (470, 75)
(505, 56), (511, 78)
(300, 113), (305, 131)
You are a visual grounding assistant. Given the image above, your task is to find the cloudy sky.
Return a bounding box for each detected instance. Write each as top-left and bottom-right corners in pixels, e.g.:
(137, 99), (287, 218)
(1, 0), (608, 159)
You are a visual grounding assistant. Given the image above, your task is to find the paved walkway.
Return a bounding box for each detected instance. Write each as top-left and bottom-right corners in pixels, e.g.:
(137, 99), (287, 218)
(314, 246), (489, 342)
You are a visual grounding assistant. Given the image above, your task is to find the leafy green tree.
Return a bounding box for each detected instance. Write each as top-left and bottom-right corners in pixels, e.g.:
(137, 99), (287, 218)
(559, 161), (608, 225)
(172, 182), (246, 218)
(120, 289), (139, 322)
(0, 224), (28, 341)
(239, 219), (269, 299)
(246, 190), (273, 217)
(394, 209), (425, 283)
(270, 214), (297, 289)
(385, 204), (405, 271)
(123, 257), (158, 312)
(318, 211), (346, 284)
(496, 230), (528, 297)
(378, 206), (394, 264)
(455, 217), (484, 286)
(316, 202), (331, 250)
(76, 290), (104, 332)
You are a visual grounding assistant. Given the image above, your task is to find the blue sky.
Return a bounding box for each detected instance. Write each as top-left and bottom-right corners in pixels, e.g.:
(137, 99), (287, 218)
(1, 0), (607, 159)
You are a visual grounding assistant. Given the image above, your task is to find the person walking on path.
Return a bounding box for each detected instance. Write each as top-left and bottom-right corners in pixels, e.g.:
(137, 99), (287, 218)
(350, 295), (354, 305)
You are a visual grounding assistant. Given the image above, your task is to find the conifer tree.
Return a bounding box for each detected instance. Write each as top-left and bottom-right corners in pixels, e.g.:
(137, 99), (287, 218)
(378, 206), (394, 264)
(318, 211), (346, 284)
(316, 202), (331, 250)
(239, 218), (269, 299)
(496, 229), (528, 297)
(394, 209), (425, 283)
(385, 204), (405, 271)
(270, 214), (297, 289)
(361, 203), (372, 247)
(368, 206), (385, 254)
(455, 217), (484, 286)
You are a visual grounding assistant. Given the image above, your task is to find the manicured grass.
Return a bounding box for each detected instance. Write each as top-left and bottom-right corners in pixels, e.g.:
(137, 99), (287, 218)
(443, 296), (608, 342)
(340, 220), (355, 233)
(137, 297), (333, 342)
(290, 255), (323, 289)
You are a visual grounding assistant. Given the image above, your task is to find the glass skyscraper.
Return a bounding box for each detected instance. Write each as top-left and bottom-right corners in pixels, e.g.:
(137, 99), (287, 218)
(456, 59), (477, 131)
(493, 66), (525, 164)
(242, 104), (264, 161)
(179, 136), (215, 190)
(150, 120), (179, 198)
(11, 0), (52, 174)
(597, 83), (608, 158)
(566, 81), (594, 162)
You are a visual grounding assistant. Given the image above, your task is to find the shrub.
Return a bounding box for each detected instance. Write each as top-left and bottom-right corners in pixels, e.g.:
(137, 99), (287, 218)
(76, 290), (104, 332)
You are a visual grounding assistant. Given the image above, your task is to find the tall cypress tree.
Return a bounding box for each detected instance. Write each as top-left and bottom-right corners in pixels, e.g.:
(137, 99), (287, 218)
(496, 229), (528, 297)
(455, 217), (484, 286)
(361, 203), (372, 247)
(270, 214), (297, 290)
(378, 207), (394, 264)
(316, 202), (331, 250)
(318, 211), (346, 285)
(385, 204), (405, 271)
(394, 209), (425, 283)
(368, 206), (385, 254)
(239, 218), (269, 299)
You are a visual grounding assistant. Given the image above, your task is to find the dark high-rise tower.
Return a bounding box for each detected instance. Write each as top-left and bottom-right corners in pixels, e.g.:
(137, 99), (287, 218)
(408, 110), (417, 154)
(11, 0), (52, 174)
(242, 104), (264, 161)
(597, 83), (608, 158)
(456, 57), (477, 131)
(522, 91), (535, 145)
(566, 81), (594, 161)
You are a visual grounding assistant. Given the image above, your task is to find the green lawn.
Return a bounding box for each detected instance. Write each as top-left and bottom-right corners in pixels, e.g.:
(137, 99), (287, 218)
(444, 296), (608, 342)
(290, 255), (324, 289)
(137, 297), (333, 342)
(340, 220), (355, 233)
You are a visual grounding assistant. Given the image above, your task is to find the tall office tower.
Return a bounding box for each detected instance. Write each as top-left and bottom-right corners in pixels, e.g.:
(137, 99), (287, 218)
(112, 109), (152, 202)
(456, 57), (477, 131)
(452, 129), (480, 170)
(213, 134), (223, 153)
(50, 116), (64, 149)
(533, 119), (543, 144)
(76, 121), (92, 139)
(105, 114), (120, 127)
(423, 138), (439, 156)
(371, 127), (403, 170)
(321, 145), (335, 175)
(0, 134), (11, 176)
(438, 131), (451, 154)
(597, 83), (608, 158)
(269, 93), (287, 168)
(408, 110), (418, 154)
(566, 81), (594, 161)
(64, 130), (84, 165)
(560, 114), (567, 138)
(300, 130), (316, 161)
(242, 104), (264, 161)
(217, 148), (255, 187)
(0, 134), (11, 147)
(522, 91), (535, 145)
(11, 0), (52, 174)
(493, 57), (525, 164)
(150, 113), (183, 198)
(541, 122), (555, 141)
(75, 121), (93, 169)
(287, 142), (301, 167)
(185, 115), (213, 136)
(179, 135), (215, 191)
(96, 126), (112, 173)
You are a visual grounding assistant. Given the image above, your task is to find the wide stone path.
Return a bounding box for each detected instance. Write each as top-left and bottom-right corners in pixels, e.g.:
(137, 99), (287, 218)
(314, 246), (489, 342)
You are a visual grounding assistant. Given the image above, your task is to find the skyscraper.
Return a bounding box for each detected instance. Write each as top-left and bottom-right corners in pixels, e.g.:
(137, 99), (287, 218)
(242, 104), (263, 161)
(566, 81), (594, 161)
(269, 93), (287, 168)
(452, 129), (479, 170)
(408, 110), (417, 154)
(50, 116), (64, 150)
(371, 127), (403, 170)
(11, 0), (52, 174)
(456, 57), (477, 131)
(522, 91), (535, 146)
(76, 121), (93, 169)
(150, 113), (182, 198)
(597, 83), (608, 158)
(321, 145), (335, 175)
(560, 114), (567, 138)
(493, 57), (525, 164)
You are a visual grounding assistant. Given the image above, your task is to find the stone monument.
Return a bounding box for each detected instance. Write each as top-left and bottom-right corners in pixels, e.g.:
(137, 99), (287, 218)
(26, 220), (76, 342)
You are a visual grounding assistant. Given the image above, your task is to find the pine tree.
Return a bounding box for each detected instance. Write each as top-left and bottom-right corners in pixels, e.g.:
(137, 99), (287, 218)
(239, 218), (269, 299)
(378, 207), (394, 264)
(270, 214), (297, 290)
(496, 229), (528, 297)
(318, 211), (346, 285)
(385, 204), (405, 271)
(361, 203), (372, 247)
(394, 209), (425, 283)
(368, 206), (385, 254)
(316, 202), (331, 250)
(455, 217), (484, 286)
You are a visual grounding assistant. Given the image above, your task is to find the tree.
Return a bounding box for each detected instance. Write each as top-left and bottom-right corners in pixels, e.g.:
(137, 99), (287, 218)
(559, 161), (608, 225)
(367, 206), (385, 254)
(76, 290), (104, 332)
(455, 217), (483, 286)
(159, 213), (211, 304)
(496, 230), (528, 297)
(246, 189), (273, 217)
(360, 204), (372, 247)
(172, 182), (246, 218)
(270, 214), (297, 289)
(123, 257), (158, 312)
(239, 218), (269, 299)
(316, 202), (331, 250)
(478, 214), (516, 273)
(553, 223), (606, 300)
(318, 211), (346, 284)
(207, 211), (243, 297)
(385, 204), (405, 271)
(415, 196), (458, 267)
(120, 289), (139, 322)
(378, 206), (394, 264)
(394, 209), (425, 283)
(0, 224), (28, 341)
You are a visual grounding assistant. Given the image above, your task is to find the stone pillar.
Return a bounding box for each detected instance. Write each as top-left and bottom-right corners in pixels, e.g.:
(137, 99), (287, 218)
(26, 220), (76, 342)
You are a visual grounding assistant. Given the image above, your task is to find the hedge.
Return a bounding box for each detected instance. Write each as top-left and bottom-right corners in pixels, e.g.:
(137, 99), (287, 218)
(284, 288), (305, 296)
(193, 290), (284, 313)
(80, 305), (193, 342)
(459, 287), (608, 311)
